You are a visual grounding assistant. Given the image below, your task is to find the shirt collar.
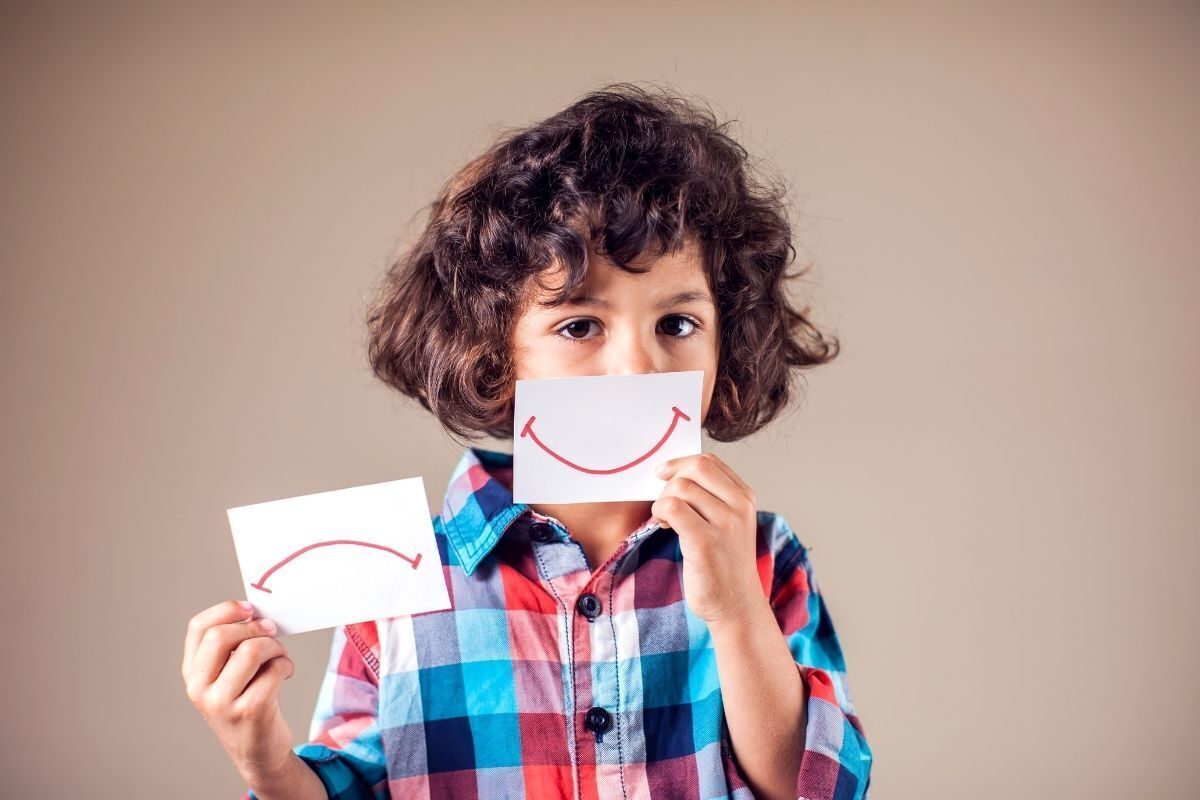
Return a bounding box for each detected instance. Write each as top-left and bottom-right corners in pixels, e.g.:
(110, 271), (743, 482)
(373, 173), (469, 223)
(439, 445), (662, 576)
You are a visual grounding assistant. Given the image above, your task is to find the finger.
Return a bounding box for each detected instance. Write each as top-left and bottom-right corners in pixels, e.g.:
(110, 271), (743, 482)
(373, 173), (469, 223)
(184, 600), (256, 675)
(699, 452), (753, 494)
(661, 476), (726, 526)
(662, 454), (745, 510)
(234, 655), (296, 711)
(654, 453), (691, 477)
(652, 492), (709, 540)
(189, 616), (280, 693)
(209, 636), (290, 707)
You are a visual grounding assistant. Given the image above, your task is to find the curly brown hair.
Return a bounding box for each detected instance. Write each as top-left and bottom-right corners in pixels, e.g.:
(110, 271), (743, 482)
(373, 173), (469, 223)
(364, 81), (839, 447)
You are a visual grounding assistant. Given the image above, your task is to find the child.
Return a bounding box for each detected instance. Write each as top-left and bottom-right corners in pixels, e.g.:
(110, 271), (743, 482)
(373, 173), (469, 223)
(183, 82), (872, 800)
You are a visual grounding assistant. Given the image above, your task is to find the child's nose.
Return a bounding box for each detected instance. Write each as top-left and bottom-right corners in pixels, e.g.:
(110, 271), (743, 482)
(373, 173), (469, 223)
(603, 328), (658, 375)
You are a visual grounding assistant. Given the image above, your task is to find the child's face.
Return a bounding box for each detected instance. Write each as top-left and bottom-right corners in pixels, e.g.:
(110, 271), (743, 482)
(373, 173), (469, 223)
(511, 236), (719, 423)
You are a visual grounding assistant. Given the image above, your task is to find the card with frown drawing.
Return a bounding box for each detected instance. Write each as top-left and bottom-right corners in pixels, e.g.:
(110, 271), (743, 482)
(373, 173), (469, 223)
(226, 477), (451, 635)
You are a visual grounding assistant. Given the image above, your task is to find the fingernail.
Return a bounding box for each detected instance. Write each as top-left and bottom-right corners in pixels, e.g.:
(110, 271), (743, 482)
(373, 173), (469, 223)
(261, 618), (278, 634)
(238, 601), (253, 614)
(655, 463), (668, 477)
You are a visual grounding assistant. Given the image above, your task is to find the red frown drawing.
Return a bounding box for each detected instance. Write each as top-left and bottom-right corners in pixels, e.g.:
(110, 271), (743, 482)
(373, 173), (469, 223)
(250, 539), (423, 593)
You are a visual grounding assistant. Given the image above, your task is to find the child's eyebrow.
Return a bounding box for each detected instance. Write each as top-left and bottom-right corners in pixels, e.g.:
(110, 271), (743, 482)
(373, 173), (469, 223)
(541, 290), (714, 311)
(654, 290), (715, 310)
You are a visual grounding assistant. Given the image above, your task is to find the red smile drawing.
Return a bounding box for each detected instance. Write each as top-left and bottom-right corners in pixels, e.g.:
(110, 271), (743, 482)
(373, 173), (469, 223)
(519, 406), (691, 475)
(250, 539), (422, 593)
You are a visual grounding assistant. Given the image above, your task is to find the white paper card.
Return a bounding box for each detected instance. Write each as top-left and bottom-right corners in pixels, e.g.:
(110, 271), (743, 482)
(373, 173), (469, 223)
(513, 370), (704, 503)
(227, 477), (450, 635)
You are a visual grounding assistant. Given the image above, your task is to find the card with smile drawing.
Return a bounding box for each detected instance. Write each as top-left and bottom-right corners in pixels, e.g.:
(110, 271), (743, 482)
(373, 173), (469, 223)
(513, 370), (704, 503)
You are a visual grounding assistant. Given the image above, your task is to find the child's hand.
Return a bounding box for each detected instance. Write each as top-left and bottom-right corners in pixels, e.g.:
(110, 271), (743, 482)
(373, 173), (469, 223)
(652, 453), (766, 626)
(182, 600), (296, 787)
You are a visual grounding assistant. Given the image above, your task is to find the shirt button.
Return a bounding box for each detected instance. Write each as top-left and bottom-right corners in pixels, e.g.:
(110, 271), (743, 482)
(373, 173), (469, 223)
(529, 521), (556, 543)
(583, 706), (612, 736)
(576, 592), (602, 620)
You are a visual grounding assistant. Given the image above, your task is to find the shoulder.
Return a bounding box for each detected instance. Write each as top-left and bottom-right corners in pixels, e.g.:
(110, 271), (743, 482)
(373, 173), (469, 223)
(756, 509), (809, 565)
(754, 509), (813, 604)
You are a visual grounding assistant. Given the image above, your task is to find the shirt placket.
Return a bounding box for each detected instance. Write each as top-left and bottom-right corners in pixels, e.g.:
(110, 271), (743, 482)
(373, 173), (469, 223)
(529, 514), (656, 800)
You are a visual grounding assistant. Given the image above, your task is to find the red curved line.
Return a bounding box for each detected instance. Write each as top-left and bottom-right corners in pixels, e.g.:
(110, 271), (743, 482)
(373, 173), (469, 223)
(250, 539), (423, 594)
(519, 406), (691, 475)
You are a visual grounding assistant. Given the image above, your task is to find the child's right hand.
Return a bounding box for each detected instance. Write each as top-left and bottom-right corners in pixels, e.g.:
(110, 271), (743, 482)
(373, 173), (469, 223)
(182, 600), (297, 786)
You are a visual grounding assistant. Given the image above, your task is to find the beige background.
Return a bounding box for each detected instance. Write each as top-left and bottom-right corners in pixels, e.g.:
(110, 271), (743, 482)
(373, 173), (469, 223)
(2, 1), (1197, 798)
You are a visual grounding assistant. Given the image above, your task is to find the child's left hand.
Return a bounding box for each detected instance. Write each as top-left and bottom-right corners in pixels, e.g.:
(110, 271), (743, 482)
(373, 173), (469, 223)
(652, 453), (766, 625)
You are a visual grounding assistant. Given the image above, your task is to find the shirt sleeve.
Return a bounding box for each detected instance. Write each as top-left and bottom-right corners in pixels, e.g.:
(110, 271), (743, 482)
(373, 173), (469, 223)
(767, 515), (874, 800)
(242, 620), (389, 800)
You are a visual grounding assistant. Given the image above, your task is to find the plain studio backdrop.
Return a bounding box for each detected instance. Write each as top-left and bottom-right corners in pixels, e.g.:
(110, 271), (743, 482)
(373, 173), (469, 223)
(2, 1), (1196, 798)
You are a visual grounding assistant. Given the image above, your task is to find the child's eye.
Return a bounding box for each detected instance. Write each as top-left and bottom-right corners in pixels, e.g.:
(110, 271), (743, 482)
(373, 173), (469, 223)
(554, 315), (702, 345)
(659, 314), (699, 338)
(556, 319), (601, 342)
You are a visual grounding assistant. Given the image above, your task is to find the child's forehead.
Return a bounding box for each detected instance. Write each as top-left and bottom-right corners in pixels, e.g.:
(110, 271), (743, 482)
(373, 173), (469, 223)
(526, 239), (711, 309)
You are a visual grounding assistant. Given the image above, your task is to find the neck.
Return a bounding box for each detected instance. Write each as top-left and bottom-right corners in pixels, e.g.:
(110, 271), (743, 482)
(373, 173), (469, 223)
(529, 498), (655, 547)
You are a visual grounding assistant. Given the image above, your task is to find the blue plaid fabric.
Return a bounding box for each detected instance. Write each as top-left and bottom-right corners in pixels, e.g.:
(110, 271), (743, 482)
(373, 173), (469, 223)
(244, 445), (872, 799)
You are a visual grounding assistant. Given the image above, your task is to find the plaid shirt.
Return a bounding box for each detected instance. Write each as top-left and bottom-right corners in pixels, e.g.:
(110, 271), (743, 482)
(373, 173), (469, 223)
(243, 446), (872, 799)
